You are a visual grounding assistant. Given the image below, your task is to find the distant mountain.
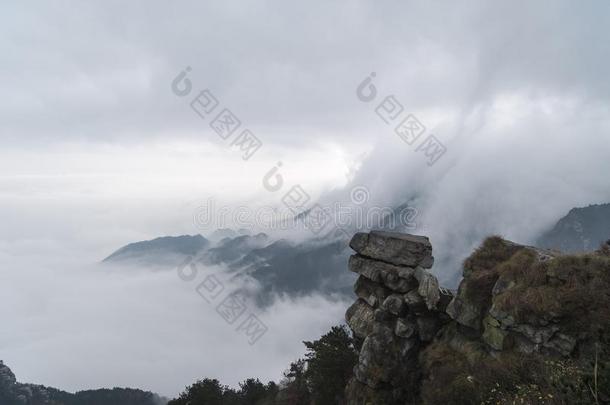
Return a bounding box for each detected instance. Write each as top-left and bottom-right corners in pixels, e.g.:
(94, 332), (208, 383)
(201, 233), (269, 266)
(537, 203), (610, 253)
(0, 360), (166, 405)
(247, 239), (353, 298)
(102, 235), (209, 265)
(102, 231), (355, 300)
(207, 228), (252, 242)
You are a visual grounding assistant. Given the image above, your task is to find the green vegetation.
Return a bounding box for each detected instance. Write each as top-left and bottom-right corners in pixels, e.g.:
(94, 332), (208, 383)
(49, 387), (165, 405)
(168, 325), (358, 405)
(167, 378), (278, 405)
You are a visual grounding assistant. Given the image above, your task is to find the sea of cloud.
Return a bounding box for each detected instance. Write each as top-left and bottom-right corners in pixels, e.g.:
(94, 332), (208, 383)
(0, 238), (350, 397)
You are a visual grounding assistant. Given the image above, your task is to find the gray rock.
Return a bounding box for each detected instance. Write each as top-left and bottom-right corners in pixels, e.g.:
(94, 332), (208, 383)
(395, 318), (417, 338)
(437, 288), (455, 312)
(417, 315), (441, 342)
(398, 267), (416, 280)
(346, 232), (604, 405)
(446, 296), (483, 331)
(373, 308), (394, 323)
(414, 267), (440, 310)
(349, 255), (417, 292)
(489, 306), (516, 328)
(353, 324), (416, 389)
(399, 337), (418, 358)
(346, 299), (376, 339)
(382, 294), (405, 316)
(482, 315), (511, 350)
(403, 289), (425, 311)
(350, 231), (434, 268)
(544, 333), (577, 356)
(353, 326), (395, 388)
(353, 276), (389, 308)
(513, 323), (559, 345)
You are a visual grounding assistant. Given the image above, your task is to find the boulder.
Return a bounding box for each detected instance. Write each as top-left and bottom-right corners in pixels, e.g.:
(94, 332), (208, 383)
(417, 315), (442, 342)
(414, 267), (440, 310)
(395, 318), (417, 339)
(353, 276), (389, 307)
(445, 295), (483, 331)
(403, 289), (427, 314)
(381, 294), (405, 316)
(349, 255), (417, 292)
(349, 231), (434, 268)
(482, 314), (511, 350)
(346, 299), (376, 339)
(353, 324), (418, 389)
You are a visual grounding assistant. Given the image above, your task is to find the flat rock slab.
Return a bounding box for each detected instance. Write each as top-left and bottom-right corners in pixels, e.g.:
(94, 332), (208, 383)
(350, 231), (434, 268)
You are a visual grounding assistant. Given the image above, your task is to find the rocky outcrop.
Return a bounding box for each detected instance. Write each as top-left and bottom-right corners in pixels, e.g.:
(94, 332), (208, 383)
(349, 232), (434, 269)
(345, 231), (451, 404)
(345, 232), (610, 404)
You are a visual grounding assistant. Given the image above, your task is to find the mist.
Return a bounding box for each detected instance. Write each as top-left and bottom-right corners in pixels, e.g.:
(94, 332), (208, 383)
(0, 242), (349, 397)
(2, 0), (610, 399)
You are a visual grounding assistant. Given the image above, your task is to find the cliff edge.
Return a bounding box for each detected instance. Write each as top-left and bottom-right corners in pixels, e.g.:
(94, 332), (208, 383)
(345, 231), (610, 404)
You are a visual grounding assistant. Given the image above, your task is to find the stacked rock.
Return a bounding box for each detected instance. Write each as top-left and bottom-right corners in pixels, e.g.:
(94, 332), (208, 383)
(344, 231), (452, 404)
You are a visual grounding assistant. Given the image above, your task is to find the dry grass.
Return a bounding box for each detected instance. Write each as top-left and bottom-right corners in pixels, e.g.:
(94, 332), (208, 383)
(458, 236), (527, 315)
(494, 250), (610, 334)
(421, 237), (610, 404)
(420, 341), (603, 404)
(463, 236), (524, 276)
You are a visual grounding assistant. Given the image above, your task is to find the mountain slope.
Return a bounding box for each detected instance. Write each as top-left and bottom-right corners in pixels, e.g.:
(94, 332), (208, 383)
(101, 231), (355, 300)
(537, 203), (610, 253)
(0, 361), (166, 405)
(102, 235), (209, 264)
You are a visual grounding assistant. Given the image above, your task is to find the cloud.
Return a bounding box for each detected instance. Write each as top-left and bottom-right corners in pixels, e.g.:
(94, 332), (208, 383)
(1, 0), (610, 394)
(0, 244), (349, 397)
(3, 1), (607, 145)
(343, 88), (610, 285)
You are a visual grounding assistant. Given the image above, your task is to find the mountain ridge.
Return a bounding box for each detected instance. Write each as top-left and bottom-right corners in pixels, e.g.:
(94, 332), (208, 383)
(0, 360), (167, 405)
(537, 203), (610, 253)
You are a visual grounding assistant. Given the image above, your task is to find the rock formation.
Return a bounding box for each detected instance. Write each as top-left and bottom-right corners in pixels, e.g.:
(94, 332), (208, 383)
(345, 231), (453, 403)
(345, 231), (609, 404)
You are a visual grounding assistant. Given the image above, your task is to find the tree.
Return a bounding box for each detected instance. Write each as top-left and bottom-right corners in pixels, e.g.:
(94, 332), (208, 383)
(239, 378), (277, 404)
(168, 378), (227, 405)
(303, 325), (358, 405)
(168, 377), (278, 405)
(277, 359), (311, 405)
(167, 325), (358, 405)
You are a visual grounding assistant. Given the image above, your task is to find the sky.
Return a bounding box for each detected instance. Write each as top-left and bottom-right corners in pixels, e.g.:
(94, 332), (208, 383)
(1, 0), (610, 397)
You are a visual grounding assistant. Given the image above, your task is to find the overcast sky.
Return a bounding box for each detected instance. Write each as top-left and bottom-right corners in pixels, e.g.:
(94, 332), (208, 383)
(1, 0), (610, 397)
